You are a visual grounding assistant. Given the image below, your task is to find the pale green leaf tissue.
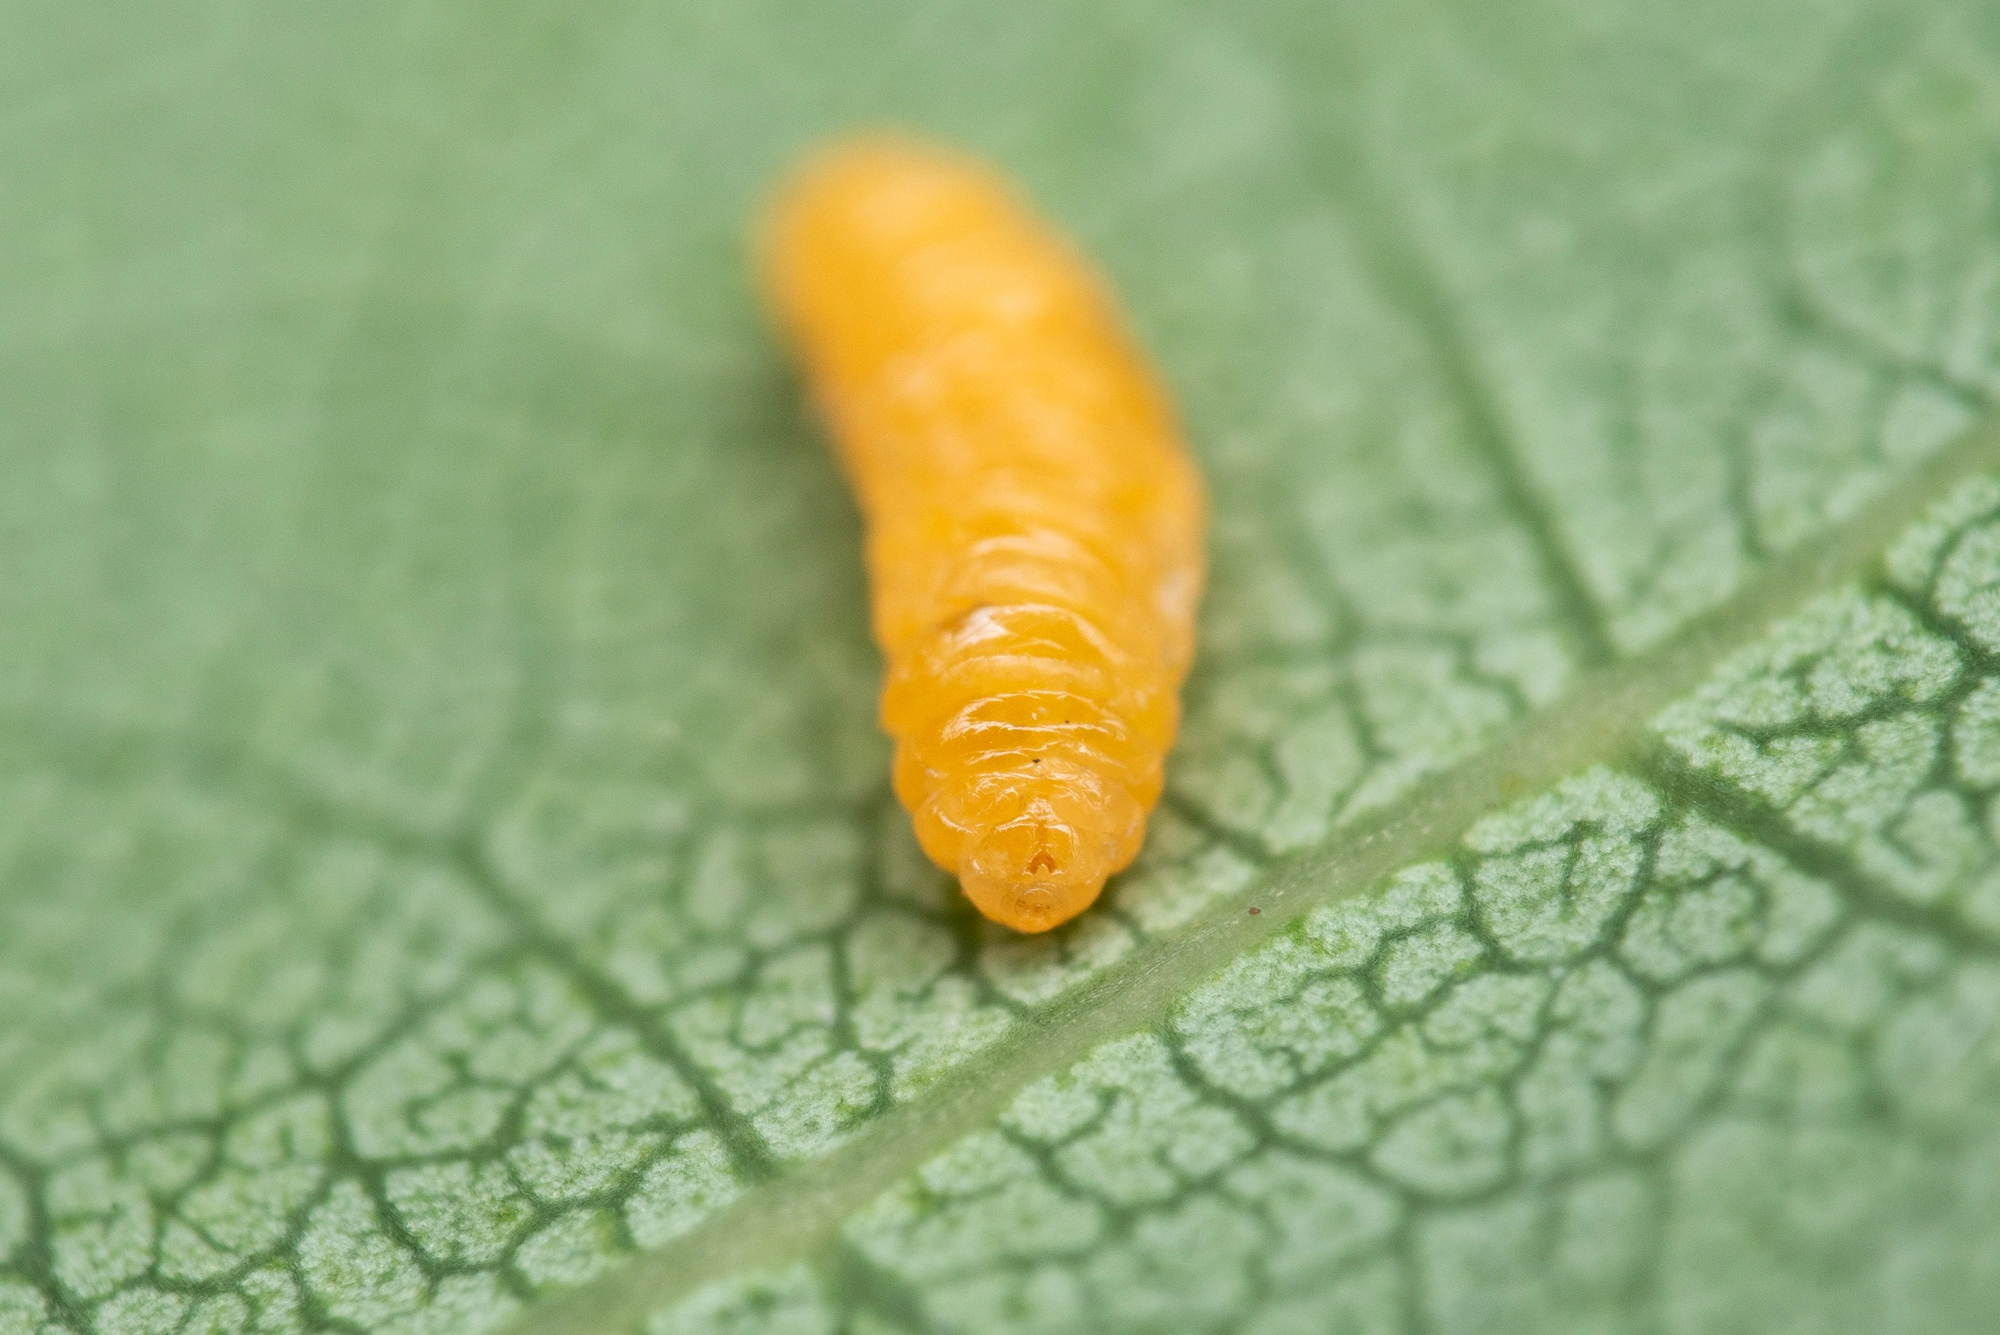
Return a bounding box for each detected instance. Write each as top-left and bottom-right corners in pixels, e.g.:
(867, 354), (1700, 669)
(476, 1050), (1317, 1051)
(3, 0), (1998, 1332)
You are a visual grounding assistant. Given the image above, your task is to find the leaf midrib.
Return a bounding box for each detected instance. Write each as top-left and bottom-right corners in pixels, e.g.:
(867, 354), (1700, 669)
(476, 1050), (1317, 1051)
(491, 429), (2000, 1335)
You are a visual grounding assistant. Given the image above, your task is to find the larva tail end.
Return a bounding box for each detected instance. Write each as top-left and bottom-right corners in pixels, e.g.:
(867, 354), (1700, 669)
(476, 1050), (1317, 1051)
(958, 857), (1106, 934)
(955, 799), (1122, 933)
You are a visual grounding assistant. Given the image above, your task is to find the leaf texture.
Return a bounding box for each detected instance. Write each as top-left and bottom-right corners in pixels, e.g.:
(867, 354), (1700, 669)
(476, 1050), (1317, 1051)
(1, 1), (1998, 1332)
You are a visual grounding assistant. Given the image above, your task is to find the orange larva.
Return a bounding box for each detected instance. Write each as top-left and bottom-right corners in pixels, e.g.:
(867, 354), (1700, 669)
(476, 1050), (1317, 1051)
(757, 137), (1206, 932)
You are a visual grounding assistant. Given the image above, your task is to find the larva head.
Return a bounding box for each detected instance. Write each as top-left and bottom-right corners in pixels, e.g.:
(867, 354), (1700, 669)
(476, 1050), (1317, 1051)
(938, 766), (1144, 933)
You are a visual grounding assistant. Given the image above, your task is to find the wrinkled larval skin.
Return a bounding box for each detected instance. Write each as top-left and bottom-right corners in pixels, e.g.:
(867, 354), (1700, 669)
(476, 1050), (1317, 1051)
(760, 138), (1206, 931)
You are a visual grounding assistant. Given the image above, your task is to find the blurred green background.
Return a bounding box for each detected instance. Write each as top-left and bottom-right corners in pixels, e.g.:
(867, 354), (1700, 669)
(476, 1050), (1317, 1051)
(4, 1), (1999, 1332)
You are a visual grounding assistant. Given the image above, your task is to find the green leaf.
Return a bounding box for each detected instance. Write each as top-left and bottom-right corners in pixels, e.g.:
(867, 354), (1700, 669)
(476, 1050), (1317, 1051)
(3, 2), (1998, 1333)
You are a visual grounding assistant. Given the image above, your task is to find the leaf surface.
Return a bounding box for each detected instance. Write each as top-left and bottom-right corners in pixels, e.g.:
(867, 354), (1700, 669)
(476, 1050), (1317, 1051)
(2, 1), (1998, 1332)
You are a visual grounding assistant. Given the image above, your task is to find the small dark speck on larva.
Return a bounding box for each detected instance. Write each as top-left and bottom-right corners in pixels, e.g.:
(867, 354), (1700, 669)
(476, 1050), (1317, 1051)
(1247, 907), (1261, 916)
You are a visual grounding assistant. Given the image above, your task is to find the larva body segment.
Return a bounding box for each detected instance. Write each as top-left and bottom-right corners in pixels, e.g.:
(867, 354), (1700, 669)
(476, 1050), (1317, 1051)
(759, 138), (1206, 932)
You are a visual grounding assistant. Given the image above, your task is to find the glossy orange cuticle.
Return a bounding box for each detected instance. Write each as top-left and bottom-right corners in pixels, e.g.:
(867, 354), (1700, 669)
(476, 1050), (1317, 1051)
(758, 136), (1206, 932)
